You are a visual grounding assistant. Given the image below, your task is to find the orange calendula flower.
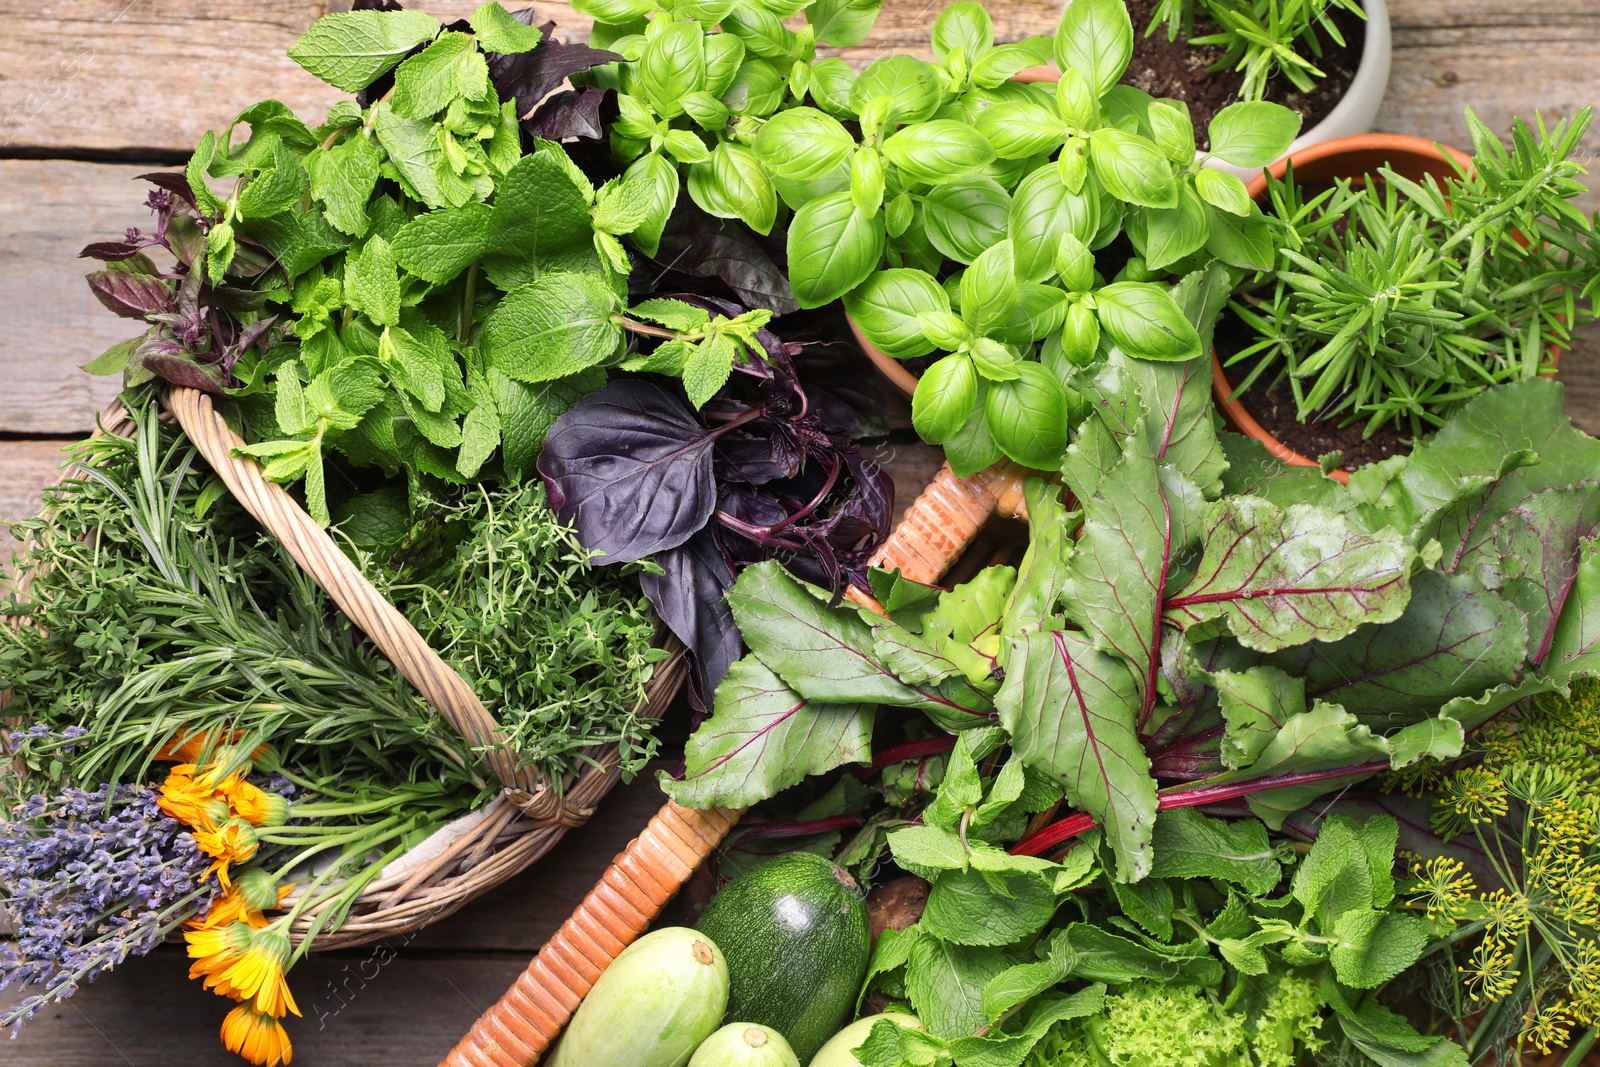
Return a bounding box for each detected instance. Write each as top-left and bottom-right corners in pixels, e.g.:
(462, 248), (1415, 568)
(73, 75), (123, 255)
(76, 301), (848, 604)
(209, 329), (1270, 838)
(211, 929), (300, 1019)
(222, 777), (291, 827)
(185, 921), (255, 982)
(191, 884), (292, 932)
(221, 1004), (294, 1066)
(193, 819), (260, 889)
(159, 766), (227, 831)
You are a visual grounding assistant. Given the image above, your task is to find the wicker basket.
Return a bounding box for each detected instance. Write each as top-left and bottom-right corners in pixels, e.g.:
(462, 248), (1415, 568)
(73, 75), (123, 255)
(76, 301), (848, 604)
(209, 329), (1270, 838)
(437, 453), (1600, 1067)
(2, 385), (688, 952)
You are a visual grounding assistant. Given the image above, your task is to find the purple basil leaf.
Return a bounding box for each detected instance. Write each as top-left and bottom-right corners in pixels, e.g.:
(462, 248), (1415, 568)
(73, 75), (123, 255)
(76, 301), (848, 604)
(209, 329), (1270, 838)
(793, 349), (889, 438)
(525, 86), (609, 141)
(539, 379), (718, 563)
(491, 31), (622, 119)
(87, 270), (175, 320)
(79, 241), (144, 262)
(716, 423), (800, 484)
(140, 354), (229, 396)
(641, 528), (741, 711)
(651, 229), (799, 316)
(137, 172), (198, 210)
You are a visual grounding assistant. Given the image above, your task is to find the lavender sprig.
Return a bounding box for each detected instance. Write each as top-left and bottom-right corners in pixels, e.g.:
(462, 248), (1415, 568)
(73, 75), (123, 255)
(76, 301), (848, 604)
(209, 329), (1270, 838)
(0, 768), (216, 1034)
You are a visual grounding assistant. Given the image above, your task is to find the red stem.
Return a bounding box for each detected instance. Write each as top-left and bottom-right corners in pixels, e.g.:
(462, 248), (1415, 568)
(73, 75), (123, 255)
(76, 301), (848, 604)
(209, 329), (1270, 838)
(865, 736), (958, 776)
(1009, 760), (1391, 857)
(728, 814), (865, 845)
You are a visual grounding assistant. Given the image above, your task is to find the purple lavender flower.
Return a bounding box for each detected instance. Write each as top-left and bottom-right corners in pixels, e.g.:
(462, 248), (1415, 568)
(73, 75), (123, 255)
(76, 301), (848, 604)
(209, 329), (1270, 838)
(1, 757), (216, 1035)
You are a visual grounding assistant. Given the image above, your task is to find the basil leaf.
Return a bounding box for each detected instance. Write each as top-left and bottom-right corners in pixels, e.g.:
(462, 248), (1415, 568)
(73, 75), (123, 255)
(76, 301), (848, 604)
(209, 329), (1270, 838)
(1059, 300), (1102, 366)
(1147, 99), (1196, 162)
(687, 142), (778, 235)
(844, 268), (949, 359)
(851, 55), (942, 125)
(882, 120), (996, 185)
(809, 56), (858, 118)
(722, 56), (789, 117)
(1207, 100), (1302, 167)
(1195, 167), (1253, 216)
(932, 1), (993, 69)
(807, 0), (885, 48)
(921, 176), (1011, 264)
(639, 20), (706, 118)
(985, 362), (1070, 469)
(1094, 281), (1201, 360)
(537, 379), (715, 562)
(1134, 184), (1211, 271)
(972, 36), (1054, 88)
(1009, 166), (1099, 283)
(703, 32), (746, 96)
(995, 283), (1071, 346)
(483, 271), (622, 383)
(288, 10), (442, 93)
(959, 239), (1018, 335)
(1053, 0), (1132, 98)
(787, 192), (885, 308)
(621, 152), (679, 258)
(1089, 128), (1178, 208)
(945, 397), (1005, 478)
(754, 106), (856, 180)
(913, 354), (980, 444)
(1204, 204), (1276, 270)
(974, 100), (1068, 161)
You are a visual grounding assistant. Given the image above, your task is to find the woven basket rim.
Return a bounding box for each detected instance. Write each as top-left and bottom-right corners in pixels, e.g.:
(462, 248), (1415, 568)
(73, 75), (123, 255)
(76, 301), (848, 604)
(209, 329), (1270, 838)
(2, 389), (688, 952)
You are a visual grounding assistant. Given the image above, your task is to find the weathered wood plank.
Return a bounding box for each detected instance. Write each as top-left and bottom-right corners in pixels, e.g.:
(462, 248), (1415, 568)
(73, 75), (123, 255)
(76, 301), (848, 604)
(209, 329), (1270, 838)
(0, 159), (162, 433)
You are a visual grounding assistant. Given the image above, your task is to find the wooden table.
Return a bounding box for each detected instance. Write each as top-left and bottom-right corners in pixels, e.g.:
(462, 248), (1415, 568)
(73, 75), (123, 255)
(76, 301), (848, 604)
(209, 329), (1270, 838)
(2, 0), (1599, 1063)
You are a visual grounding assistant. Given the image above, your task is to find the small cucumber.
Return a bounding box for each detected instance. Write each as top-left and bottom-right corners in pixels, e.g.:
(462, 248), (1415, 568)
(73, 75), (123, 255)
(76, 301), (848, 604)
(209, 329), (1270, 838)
(809, 1013), (924, 1067)
(688, 1023), (801, 1067)
(549, 927), (729, 1067)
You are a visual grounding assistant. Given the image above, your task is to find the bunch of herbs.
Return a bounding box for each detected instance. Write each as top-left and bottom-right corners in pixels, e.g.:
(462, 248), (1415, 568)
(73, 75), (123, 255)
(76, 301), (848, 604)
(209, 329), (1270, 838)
(1145, 0), (1365, 102)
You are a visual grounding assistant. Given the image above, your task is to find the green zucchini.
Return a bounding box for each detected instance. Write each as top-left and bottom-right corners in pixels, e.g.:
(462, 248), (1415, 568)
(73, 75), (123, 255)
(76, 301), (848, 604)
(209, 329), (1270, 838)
(687, 1023), (801, 1067)
(548, 927), (728, 1067)
(810, 1013), (924, 1067)
(696, 853), (872, 1062)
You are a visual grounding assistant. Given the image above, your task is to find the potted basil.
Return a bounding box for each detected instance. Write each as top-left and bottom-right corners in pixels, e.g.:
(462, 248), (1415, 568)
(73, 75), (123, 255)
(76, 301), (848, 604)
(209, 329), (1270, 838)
(835, 0), (1303, 475)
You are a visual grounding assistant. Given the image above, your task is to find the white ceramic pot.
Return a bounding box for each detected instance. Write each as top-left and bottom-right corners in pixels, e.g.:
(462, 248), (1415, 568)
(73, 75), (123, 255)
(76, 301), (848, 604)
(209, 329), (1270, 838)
(1205, 0), (1392, 177)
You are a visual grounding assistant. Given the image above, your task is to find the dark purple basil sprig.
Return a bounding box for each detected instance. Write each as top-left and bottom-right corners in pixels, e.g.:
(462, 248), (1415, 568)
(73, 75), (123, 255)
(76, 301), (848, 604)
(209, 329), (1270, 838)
(539, 302), (893, 707)
(78, 176), (279, 396)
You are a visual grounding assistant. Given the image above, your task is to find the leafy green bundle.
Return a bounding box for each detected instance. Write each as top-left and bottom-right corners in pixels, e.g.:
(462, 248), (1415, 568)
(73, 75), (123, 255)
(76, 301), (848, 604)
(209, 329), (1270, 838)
(1230, 106), (1600, 436)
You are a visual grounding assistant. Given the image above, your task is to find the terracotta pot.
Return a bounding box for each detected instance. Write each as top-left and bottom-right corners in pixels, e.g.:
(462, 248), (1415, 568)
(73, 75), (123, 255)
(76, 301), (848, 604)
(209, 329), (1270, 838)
(1215, 133), (1564, 484)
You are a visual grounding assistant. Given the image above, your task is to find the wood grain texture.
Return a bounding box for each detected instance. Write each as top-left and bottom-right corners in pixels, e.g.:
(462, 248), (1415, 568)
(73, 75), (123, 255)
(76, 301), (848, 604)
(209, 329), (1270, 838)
(0, 159), (161, 433)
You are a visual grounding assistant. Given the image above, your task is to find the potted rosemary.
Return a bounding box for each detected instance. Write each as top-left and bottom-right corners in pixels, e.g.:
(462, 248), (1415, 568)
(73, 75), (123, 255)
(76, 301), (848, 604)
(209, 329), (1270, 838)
(1216, 110), (1599, 479)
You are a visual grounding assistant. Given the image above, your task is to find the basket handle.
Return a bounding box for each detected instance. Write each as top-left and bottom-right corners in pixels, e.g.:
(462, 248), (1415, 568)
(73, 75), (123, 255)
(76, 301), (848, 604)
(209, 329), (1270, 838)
(438, 802), (743, 1067)
(162, 387), (553, 808)
(438, 456), (1025, 1066)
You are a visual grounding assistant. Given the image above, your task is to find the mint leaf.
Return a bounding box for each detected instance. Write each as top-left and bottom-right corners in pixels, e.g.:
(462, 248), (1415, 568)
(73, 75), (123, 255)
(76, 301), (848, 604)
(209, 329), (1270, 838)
(306, 132), (381, 236)
(888, 824), (972, 879)
(483, 272), (621, 383)
(483, 149), (596, 289)
(907, 937), (1009, 1040)
(370, 104), (454, 209)
(492, 366), (604, 476)
(393, 32), (491, 119)
(392, 202), (493, 284)
(980, 931), (1074, 1022)
(186, 130), (225, 216)
(922, 868), (1057, 947)
(470, 2), (544, 53)
(345, 235), (401, 327)
(289, 10), (441, 92)
(630, 298), (711, 333)
(661, 656), (873, 809)
(682, 332), (739, 409)
(1059, 923), (1224, 987)
(1147, 808), (1282, 896)
(997, 628), (1155, 882)
(1329, 910), (1432, 989)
